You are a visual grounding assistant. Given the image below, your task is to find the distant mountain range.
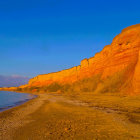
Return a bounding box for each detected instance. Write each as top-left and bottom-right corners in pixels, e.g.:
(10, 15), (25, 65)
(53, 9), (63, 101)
(0, 75), (30, 87)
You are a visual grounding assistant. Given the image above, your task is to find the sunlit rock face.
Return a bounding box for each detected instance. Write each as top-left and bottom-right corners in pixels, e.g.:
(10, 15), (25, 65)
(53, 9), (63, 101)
(21, 24), (140, 94)
(133, 51), (140, 94)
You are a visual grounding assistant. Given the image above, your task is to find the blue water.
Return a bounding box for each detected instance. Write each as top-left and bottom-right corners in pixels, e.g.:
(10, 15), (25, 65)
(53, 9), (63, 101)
(0, 91), (36, 112)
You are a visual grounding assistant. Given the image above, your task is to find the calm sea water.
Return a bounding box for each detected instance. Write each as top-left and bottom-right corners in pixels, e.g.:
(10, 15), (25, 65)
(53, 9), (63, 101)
(0, 91), (35, 112)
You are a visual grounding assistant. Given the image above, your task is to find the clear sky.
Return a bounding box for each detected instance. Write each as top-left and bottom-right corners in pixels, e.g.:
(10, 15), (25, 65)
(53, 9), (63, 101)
(0, 0), (140, 77)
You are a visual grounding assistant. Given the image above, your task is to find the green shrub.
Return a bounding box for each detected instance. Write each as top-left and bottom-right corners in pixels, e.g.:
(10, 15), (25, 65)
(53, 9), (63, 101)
(95, 70), (126, 93)
(45, 83), (62, 92)
(67, 74), (101, 93)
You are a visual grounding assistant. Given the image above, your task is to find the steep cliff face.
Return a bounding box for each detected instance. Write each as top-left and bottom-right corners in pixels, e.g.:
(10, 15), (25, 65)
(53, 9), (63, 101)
(19, 24), (140, 94)
(133, 50), (140, 93)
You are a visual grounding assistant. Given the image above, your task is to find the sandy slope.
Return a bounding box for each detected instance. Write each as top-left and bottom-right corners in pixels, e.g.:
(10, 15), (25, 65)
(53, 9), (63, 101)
(0, 94), (140, 140)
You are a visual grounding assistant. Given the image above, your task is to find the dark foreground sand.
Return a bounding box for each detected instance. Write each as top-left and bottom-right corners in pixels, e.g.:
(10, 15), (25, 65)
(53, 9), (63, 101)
(0, 93), (140, 140)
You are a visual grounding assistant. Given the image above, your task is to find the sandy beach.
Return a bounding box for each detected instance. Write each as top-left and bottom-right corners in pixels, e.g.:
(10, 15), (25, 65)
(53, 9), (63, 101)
(0, 93), (140, 140)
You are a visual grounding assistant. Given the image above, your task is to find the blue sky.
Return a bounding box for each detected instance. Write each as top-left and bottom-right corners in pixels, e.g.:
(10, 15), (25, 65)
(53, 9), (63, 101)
(0, 0), (140, 77)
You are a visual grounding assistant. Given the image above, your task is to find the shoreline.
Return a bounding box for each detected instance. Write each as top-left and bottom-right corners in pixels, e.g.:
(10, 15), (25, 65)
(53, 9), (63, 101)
(0, 93), (44, 140)
(0, 91), (38, 113)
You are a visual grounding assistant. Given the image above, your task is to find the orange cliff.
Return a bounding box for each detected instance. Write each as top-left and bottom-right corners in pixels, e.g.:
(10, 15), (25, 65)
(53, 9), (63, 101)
(1, 24), (140, 94)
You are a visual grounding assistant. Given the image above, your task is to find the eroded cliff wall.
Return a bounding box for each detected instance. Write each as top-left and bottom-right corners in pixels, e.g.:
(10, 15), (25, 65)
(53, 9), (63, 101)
(17, 24), (140, 94)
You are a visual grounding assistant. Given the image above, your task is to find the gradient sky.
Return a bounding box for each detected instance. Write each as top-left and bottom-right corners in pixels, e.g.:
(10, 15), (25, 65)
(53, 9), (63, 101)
(0, 0), (140, 78)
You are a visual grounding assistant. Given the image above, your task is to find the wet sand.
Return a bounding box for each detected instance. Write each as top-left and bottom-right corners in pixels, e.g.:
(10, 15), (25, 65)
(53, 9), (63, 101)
(0, 94), (140, 140)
